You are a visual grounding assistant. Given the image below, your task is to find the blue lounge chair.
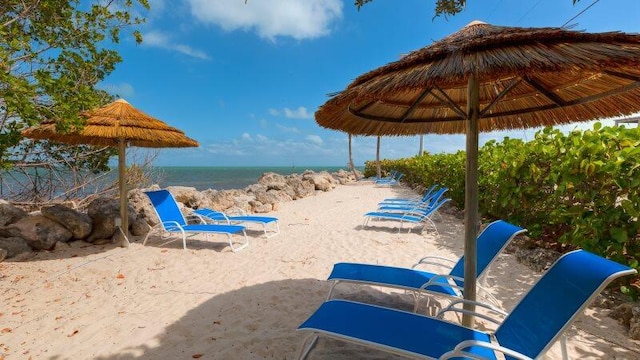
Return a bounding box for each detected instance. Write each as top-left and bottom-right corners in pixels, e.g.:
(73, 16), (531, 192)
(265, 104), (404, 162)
(375, 172), (403, 186)
(363, 196), (450, 234)
(143, 190), (249, 252)
(379, 184), (439, 205)
(193, 208), (280, 238)
(328, 220), (526, 310)
(377, 187), (448, 213)
(297, 250), (636, 360)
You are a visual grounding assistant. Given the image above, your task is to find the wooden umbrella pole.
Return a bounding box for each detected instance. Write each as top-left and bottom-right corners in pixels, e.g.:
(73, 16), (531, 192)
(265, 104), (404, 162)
(118, 138), (130, 247)
(462, 74), (480, 327)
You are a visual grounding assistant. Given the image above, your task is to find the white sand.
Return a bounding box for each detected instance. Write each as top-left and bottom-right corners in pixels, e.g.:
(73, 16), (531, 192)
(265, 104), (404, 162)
(1, 182), (638, 359)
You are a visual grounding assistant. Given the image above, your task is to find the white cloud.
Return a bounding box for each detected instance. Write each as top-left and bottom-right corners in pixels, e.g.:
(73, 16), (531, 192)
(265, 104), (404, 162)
(306, 134), (323, 145)
(284, 106), (312, 119)
(186, 0), (343, 41)
(268, 108), (280, 116)
(241, 133), (252, 141)
(276, 124), (300, 133)
(143, 31), (210, 60)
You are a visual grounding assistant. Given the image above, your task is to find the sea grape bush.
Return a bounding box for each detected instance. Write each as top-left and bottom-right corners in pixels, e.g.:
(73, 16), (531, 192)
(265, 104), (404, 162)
(365, 124), (640, 293)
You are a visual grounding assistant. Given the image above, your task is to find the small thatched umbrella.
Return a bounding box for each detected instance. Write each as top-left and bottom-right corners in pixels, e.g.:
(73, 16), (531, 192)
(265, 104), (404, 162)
(316, 21), (640, 325)
(23, 99), (199, 246)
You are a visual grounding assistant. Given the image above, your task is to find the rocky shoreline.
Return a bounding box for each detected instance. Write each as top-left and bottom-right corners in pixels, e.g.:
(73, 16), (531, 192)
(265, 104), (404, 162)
(0, 169), (361, 262)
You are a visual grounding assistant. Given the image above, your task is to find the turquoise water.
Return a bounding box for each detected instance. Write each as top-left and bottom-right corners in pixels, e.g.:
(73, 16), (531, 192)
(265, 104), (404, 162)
(150, 166), (361, 191)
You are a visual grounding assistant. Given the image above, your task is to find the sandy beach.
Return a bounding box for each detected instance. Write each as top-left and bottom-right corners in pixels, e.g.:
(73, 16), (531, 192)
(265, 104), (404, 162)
(1, 182), (639, 359)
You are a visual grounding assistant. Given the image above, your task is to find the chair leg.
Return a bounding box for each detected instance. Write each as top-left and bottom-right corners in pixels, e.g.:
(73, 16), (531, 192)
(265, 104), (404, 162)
(229, 230), (249, 252)
(298, 334), (320, 360)
(326, 281), (339, 300)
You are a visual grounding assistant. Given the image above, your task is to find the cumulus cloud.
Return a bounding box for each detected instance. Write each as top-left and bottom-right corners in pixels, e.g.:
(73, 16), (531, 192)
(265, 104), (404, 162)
(186, 0), (343, 40)
(284, 106), (312, 119)
(268, 108), (280, 116)
(143, 31), (210, 60)
(276, 124), (300, 133)
(306, 134), (323, 145)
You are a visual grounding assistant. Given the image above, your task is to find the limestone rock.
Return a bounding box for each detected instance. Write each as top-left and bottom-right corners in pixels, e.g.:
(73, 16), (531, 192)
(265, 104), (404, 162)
(609, 303), (640, 340)
(131, 216), (151, 236)
(258, 172), (289, 191)
(0, 200), (28, 226)
(129, 188), (158, 226)
(6, 215), (72, 250)
(167, 186), (206, 209)
(0, 248), (6, 262)
(86, 197), (133, 243)
(302, 170), (337, 191)
(41, 204), (92, 240)
(0, 236), (32, 258)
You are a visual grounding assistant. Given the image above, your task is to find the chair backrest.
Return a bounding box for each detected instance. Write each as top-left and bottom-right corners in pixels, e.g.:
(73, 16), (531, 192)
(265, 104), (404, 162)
(495, 250), (636, 359)
(420, 184), (439, 201)
(424, 187), (448, 207)
(144, 190), (188, 228)
(448, 220), (526, 287)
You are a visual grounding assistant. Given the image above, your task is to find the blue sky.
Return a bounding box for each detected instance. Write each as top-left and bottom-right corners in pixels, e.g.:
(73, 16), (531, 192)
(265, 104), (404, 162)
(100, 0), (640, 167)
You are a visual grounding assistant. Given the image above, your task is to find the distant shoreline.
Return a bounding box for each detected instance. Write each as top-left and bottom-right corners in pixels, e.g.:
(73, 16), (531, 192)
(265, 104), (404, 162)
(151, 166), (363, 191)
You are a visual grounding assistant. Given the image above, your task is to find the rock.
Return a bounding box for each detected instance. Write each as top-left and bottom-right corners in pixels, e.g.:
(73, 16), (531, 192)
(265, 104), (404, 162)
(254, 189), (293, 207)
(609, 303), (640, 340)
(302, 170), (337, 191)
(513, 247), (561, 272)
(630, 307), (640, 340)
(68, 240), (92, 248)
(0, 248), (6, 262)
(258, 172), (289, 190)
(129, 188), (159, 226)
(6, 215), (72, 250)
(41, 204), (92, 240)
(167, 186), (206, 208)
(207, 189), (247, 211)
(54, 241), (70, 251)
(0, 200), (28, 226)
(131, 216), (151, 236)
(285, 177), (315, 199)
(86, 197), (133, 243)
(610, 303), (635, 327)
(249, 200), (273, 213)
(0, 236), (32, 258)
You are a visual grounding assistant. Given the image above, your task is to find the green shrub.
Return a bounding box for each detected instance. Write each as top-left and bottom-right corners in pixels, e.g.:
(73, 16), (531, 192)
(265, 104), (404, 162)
(364, 124), (640, 294)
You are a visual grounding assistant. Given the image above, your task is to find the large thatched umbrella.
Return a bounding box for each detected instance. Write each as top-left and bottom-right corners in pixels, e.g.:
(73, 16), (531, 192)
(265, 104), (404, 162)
(315, 21), (640, 325)
(23, 99), (199, 246)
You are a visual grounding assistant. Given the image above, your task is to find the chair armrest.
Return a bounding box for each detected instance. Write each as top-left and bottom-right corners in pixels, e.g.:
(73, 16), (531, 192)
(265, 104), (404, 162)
(436, 298), (508, 327)
(185, 213), (208, 224)
(161, 221), (185, 231)
(412, 256), (457, 271)
(227, 207), (248, 216)
(440, 339), (534, 360)
(194, 211), (231, 224)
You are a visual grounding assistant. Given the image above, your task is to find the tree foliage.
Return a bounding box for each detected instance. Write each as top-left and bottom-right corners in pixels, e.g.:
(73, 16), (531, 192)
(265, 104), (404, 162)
(1, 0), (150, 204)
(364, 123), (640, 296)
(1, 0), (149, 164)
(354, 0), (581, 18)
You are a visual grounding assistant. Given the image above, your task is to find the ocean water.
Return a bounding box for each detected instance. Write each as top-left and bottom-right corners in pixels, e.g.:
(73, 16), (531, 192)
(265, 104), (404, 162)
(149, 166), (360, 191)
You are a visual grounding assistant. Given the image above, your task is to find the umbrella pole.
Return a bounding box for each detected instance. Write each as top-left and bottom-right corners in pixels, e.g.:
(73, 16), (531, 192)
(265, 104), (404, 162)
(462, 75), (480, 327)
(118, 138), (130, 248)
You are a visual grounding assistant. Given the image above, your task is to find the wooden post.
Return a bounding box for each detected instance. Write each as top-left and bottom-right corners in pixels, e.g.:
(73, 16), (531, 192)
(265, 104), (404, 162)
(462, 74), (480, 327)
(118, 138), (129, 247)
(376, 136), (382, 178)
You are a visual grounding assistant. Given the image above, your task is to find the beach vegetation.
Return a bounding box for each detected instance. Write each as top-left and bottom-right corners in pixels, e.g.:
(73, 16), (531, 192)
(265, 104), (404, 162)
(355, 0), (582, 18)
(365, 123), (640, 295)
(2, 0), (150, 206)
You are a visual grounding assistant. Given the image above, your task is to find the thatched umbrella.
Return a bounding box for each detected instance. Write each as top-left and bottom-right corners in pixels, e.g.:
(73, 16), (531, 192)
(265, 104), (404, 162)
(23, 99), (199, 246)
(315, 21), (640, 326)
